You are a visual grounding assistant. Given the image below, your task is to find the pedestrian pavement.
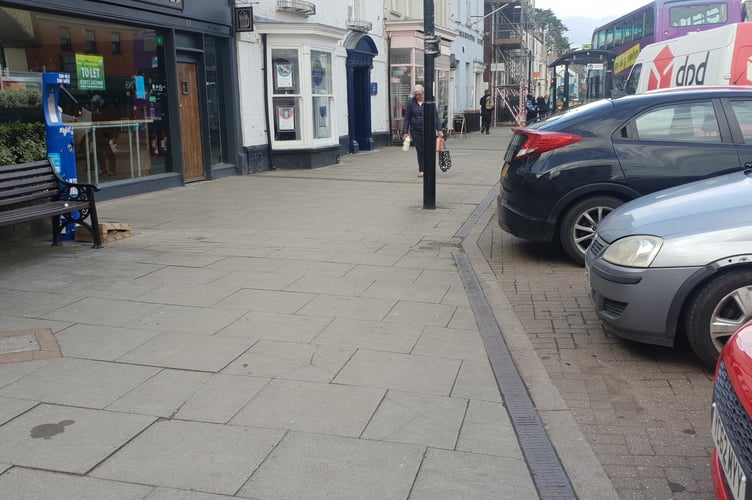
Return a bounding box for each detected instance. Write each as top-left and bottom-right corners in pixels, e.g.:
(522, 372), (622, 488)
(0, 128), (617, 499)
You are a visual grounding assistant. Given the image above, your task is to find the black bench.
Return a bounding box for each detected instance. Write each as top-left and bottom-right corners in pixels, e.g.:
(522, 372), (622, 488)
(0, 159), (102, 248)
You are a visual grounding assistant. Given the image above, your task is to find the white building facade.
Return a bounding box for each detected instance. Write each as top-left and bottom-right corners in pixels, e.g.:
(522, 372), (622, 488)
(234, 0), (469, 171)
(236, 0), (388, 170)
(449, 0), (486, 118)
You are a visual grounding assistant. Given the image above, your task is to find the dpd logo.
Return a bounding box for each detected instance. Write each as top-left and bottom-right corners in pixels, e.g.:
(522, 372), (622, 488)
(647, 45), (675, 90)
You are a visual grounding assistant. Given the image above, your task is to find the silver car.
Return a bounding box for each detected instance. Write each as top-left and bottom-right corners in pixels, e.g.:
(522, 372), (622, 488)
(587, 169), (752, 368)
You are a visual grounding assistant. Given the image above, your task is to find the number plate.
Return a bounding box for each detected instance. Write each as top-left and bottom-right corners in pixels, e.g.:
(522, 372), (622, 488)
(712, 404), (748, 500)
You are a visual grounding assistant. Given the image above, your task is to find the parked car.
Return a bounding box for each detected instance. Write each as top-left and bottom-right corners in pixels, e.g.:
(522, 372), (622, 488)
(498, 86), (752, 266)
(711, 320), (752, 500)
(586, 169), (752, 368)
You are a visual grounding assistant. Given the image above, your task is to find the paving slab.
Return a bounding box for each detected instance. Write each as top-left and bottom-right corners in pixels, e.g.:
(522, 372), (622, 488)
(362, 390), (467, 449)
(238, 432), (424, 500)
(106, 369), (211, 417)
(217, 310), (331, 343)
(411, 326), (489, 361)
(0, 396), (36, 425)
(55, 324), (161, 361)
(41, 297), (163, 328)
(295, 294), (397, 321)
(383, 300), (457, 327)
(231, 378), (384, 436)
(1, 290), (83, 317)
(146, 487), (243, 499)
(456, 399), (521, 458)
(0, 404), (156, 474)
(133, 284), (240, 308)
(0, 467), (154, 499)
(312, 316), (423, 353)
(214, 288), (315, 313)
(174, 373), (270, 423)
(0, 357), (160, 408)
(117, 332), (255, 372)
(409, 447), (538, 500)
(91, 420), (284, 495)
(333, 349), (460, 396)
(222, 340), (354, 382)
(449, 359), (503, 403)
(132, 304), (245, 335)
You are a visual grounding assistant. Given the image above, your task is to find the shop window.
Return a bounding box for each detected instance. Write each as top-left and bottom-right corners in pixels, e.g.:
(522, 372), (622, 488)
(111, 33), (121, 55)
(311, 50), (332, 139)
(205, 36), (227, 165)
(60, 27), (72, 51)
(272, 48), (301, 141)
(0, 7), (172, 184)
(85, 30), (97, 53)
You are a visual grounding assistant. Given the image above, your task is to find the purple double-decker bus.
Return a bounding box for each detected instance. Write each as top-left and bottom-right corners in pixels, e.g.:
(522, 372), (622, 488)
(592, 0), (746, 89)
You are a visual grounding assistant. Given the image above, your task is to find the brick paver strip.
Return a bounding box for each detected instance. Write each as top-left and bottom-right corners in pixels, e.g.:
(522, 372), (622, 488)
(0, 329), (62, 364)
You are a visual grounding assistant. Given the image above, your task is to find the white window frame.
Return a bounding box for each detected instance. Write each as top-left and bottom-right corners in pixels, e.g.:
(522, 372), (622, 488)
(263, 28), (342, 150)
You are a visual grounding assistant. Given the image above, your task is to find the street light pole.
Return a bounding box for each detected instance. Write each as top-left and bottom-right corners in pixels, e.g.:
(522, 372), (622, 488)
(423, 0), (438, 209)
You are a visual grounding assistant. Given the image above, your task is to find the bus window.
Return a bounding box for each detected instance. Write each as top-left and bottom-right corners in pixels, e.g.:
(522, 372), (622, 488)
(606, 28), (614, 48)
(624, 23), (632, 42)
(644, 8), (655, 36)
(670, 4), (727, 26)
(614, 25), (623, 45)
(633, 14), (643, 39)
(597, 30), (606, 49)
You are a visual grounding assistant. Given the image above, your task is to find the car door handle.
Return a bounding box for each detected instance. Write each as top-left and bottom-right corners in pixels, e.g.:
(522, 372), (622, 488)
(745, 162), (752, 169)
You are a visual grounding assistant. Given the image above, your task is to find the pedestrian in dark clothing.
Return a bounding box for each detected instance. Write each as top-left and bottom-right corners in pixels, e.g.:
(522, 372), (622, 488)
(525, 94), (537, 126)
(536, 95), (548, 120)
(480, 89), (494, 134)
(402, 84), (443, 177)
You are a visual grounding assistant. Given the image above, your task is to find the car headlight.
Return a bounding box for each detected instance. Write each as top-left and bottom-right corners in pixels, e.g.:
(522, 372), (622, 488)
(602, 235), (663, 268)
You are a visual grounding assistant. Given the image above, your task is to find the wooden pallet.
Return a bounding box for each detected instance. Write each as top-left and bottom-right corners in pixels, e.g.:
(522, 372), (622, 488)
(75, 223), (132, 243)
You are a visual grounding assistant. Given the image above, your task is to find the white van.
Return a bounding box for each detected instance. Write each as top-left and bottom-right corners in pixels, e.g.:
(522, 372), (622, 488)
(625, 22), (752, 94)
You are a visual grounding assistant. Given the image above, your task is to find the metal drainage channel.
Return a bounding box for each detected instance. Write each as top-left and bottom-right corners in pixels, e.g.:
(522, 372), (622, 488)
(453, 185), (577, 500)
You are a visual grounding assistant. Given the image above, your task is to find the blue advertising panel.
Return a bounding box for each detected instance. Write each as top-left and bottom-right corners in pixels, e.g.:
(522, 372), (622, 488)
(42, 72), (78, 239)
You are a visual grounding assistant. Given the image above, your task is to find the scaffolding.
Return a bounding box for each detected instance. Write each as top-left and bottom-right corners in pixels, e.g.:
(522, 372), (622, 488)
(484, 0), (534, 125)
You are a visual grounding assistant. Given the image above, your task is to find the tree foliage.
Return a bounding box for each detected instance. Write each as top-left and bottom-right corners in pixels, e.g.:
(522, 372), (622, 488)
(534, 8), (570, 56)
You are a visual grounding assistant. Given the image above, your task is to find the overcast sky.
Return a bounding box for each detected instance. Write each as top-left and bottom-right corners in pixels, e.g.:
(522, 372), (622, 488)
(535, 0), (652, 46)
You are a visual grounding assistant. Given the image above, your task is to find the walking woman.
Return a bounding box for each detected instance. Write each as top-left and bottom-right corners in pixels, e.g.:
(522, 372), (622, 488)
(402, 84), (443, 177)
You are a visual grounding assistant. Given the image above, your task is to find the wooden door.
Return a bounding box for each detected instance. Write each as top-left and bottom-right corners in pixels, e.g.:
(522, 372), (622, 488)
(178, 62), (205, 182)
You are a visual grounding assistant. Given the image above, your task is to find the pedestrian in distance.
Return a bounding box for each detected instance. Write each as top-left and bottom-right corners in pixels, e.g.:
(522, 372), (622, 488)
(525, 93), (537, 126)
(536, 95), (548, 120)
(480, 89), (494, 134)
(402, 84), (443, 177)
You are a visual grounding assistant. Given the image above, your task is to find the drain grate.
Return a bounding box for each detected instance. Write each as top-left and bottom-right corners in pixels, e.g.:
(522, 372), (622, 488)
(454, 252), (577, 500)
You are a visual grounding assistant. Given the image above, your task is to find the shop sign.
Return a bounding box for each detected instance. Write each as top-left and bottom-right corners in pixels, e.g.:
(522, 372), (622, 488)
(75, 54), (105, 91)
(235, 7), (254, 32)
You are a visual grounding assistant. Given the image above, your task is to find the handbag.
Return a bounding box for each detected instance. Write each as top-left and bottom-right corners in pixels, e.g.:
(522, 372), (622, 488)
(436, 135), (451, 171)
(438, 149), (452, 172)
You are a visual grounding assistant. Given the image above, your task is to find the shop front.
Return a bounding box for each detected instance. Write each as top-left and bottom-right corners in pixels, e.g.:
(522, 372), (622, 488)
(0, 0), (241, 200)
(385, 21), (455, 143)
(255, 23), (346, 169)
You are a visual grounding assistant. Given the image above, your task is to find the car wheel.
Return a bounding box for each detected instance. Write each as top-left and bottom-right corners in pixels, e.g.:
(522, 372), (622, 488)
(559, 196), (622, 266)
(685, 270), (752, 368)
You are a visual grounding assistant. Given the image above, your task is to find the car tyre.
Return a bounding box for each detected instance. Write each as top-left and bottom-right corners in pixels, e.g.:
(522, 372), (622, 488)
(685, 270), (752, 369)
(560, 196), (622, 266)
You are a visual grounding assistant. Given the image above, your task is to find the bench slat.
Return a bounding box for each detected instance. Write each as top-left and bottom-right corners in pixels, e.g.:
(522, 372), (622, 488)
(0, 200), (90, 227)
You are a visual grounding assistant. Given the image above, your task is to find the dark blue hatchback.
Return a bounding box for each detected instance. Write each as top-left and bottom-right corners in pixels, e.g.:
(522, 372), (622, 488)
(498, 86), (752, 266)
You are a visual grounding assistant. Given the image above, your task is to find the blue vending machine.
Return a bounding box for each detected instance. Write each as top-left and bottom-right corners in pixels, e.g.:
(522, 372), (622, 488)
(42, 72), (78, 240)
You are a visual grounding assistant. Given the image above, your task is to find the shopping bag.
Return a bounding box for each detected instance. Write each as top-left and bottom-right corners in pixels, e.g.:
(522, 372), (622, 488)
(438, 150), (452, 172)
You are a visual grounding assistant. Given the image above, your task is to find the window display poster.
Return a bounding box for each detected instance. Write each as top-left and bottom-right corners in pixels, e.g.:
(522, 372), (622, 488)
(276, 63), (293, 89)
(75, 54), (105, 90)
(278, 106), (295, 131)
